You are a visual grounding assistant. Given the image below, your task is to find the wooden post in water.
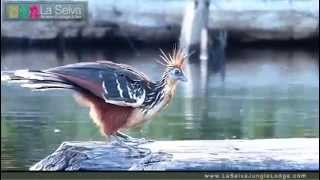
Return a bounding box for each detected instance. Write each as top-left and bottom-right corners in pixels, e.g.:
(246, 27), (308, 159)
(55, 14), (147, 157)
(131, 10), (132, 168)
(179, 0), (227, 99)
(179, 0), (210, 61)
(180, 0), (211, 127)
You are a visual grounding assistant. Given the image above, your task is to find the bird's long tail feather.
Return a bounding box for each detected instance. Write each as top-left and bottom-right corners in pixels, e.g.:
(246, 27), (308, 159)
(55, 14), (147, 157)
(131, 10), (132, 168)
(1, 70), (75, 91)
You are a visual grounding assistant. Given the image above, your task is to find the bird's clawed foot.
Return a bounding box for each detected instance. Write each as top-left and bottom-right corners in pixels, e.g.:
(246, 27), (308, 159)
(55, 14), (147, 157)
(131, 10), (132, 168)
(108, 132), (153, 158)
(115, 132), (154, 146)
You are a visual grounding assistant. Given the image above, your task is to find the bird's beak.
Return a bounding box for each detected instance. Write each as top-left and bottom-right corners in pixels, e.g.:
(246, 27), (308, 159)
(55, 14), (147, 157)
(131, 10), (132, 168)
(179, 73), (188, 82)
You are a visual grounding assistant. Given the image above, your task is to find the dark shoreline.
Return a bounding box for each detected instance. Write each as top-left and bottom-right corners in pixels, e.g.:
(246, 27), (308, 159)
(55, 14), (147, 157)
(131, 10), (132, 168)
(1, 36), (319, 50)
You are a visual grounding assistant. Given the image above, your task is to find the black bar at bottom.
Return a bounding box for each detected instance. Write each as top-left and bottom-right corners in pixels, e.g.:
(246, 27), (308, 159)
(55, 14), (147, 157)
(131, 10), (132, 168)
(1, 171), (319, 180)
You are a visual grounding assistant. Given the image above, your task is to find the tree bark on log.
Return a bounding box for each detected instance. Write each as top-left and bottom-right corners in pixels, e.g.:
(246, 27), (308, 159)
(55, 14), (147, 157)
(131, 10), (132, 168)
(1, 0), (318, 42)
(30, 138), (319, 171)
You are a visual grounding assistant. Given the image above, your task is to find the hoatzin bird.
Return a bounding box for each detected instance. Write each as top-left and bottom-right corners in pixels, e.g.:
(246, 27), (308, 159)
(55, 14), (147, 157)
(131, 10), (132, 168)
(1, 48), (188, 150)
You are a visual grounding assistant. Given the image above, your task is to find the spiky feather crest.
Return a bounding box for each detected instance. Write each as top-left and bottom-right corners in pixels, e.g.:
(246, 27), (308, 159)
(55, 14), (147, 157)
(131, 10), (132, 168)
(158, 47), (188, 69)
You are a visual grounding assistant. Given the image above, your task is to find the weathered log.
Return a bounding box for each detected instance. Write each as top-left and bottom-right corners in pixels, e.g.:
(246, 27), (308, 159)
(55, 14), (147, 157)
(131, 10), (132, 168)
(1, 0), (318, 42)
(30, 138), (319, 171)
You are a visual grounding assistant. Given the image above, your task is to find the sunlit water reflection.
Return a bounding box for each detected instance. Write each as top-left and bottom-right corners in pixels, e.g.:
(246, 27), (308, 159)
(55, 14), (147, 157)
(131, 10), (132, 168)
(1, 45), (319, 170)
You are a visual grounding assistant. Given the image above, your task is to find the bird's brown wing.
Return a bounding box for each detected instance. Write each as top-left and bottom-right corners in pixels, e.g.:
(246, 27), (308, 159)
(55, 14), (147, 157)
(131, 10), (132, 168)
(2, 61), (150, 135)
(46, 61), (152, 107)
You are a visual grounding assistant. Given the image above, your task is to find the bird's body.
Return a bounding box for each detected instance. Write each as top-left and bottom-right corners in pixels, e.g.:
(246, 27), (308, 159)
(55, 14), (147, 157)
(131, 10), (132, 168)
(2, 49), (187, 138)
(71, 61), (179, 134)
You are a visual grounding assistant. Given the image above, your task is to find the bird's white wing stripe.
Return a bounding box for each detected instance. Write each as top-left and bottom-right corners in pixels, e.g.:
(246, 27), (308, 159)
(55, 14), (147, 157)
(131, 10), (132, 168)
(115, 78), (124, 98)
(102, 81), (108, 95)
(135, 88), (146, 105)
(127, 85), (133, 99)
(15, 70), (44, 80)
(102, 89), (146, 108)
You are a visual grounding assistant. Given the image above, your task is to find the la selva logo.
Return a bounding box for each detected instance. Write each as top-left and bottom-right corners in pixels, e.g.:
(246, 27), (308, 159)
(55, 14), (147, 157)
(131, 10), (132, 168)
(5, 1), (87, 20)
(7, 4), (19, 19)
(30, 4), (40, 19)
(6, 3), (40, 20)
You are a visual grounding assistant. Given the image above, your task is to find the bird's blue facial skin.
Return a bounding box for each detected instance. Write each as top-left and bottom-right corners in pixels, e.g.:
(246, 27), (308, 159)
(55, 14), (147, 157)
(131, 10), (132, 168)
(168, 67), (187, 82)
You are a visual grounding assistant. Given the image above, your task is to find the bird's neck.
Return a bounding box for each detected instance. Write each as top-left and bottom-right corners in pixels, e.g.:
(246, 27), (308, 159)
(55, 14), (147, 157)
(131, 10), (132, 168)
(155, 72), (177, 106)
(142, 72), (177, 110)
(158, 72), (177, 94)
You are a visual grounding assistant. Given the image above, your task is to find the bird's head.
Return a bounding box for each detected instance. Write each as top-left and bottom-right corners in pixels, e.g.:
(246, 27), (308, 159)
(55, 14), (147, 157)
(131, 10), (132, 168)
(158, 48), (188, 82)
(167, 66), (187, 82)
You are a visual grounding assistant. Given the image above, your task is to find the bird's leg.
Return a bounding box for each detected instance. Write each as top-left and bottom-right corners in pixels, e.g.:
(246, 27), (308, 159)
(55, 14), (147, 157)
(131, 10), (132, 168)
(115, 131), (153, 145)
(108, 134), (151, 158)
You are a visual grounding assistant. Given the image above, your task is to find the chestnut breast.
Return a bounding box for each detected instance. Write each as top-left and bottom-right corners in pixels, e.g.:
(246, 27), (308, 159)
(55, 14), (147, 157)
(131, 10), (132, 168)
(124, 82), (177, 128)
